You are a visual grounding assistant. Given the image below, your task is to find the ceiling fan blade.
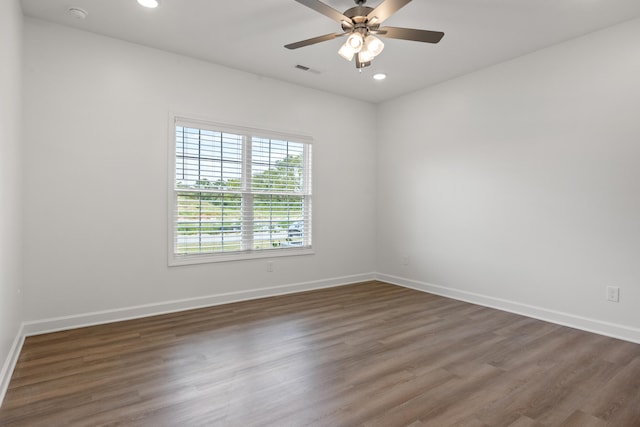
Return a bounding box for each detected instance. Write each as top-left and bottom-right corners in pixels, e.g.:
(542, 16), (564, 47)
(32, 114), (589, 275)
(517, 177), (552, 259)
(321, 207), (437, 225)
(367, 0), (412, 24)
(377, 26), (444, 43)
(285, 32), (345, 50)
(295, 0), (351, 23)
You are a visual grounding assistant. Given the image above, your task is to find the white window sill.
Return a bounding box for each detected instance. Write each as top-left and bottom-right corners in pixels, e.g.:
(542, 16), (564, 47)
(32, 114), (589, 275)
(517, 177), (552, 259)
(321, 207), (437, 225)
(169, 247), (315, 266)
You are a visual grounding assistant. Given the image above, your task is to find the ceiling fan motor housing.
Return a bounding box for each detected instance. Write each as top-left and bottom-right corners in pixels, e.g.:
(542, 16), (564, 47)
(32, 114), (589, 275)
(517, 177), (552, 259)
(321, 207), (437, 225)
(341, 6), (379, 34)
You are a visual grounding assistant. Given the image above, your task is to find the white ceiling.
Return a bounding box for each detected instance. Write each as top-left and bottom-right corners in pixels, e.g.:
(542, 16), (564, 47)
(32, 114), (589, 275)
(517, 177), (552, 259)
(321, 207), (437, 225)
(21, 0), (640, 103)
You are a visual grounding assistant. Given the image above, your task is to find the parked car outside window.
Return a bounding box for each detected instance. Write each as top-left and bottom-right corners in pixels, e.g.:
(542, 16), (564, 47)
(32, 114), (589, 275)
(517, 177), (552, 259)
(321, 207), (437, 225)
(287, 221), (303, 245)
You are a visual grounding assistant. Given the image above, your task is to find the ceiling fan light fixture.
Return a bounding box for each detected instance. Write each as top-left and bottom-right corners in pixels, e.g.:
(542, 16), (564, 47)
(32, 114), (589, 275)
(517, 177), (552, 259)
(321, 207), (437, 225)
(338, 43), (356, 61)
(358, 50), (374, 63)
(355, 56), (371, 69)
(285, 0), (445, 71)
(346, 33), (364, 52)
(364, 35), (384, 57)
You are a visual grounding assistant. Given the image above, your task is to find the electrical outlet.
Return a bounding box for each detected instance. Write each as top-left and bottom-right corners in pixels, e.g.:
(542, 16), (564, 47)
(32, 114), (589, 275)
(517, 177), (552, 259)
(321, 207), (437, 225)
(402, 256), (410, 266)
(266, 261), (274, 273)
(606, 286), (619, 302)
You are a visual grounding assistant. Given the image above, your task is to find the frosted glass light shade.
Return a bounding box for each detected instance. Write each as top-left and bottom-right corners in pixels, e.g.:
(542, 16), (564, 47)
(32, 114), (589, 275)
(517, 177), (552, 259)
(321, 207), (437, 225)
(338, 43), (355, 61)
(346, 33), (364, 52)
(358, 50), (374, 63)
(364, 35), (384, 57)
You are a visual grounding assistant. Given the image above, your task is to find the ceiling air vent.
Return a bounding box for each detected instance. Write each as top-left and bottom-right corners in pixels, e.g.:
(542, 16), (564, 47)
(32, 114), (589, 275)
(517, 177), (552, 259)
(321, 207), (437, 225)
(294, 64), (321, 74)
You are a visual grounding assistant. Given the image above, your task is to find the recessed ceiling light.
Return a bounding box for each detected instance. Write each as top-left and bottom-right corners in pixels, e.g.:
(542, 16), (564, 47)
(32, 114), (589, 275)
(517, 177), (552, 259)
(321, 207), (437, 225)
(67, 7), (88, 19)
(373, 73), (387, 81)
(137, 0), (159, 8)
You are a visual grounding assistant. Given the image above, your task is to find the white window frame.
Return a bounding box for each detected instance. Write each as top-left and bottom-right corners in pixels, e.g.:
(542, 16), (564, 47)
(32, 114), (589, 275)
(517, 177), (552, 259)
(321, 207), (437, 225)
(168, 114), (314, 266)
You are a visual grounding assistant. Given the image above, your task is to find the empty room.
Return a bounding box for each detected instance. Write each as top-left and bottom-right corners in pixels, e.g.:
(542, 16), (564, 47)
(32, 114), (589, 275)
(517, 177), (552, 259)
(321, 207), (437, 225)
(1, 0), (639, 425)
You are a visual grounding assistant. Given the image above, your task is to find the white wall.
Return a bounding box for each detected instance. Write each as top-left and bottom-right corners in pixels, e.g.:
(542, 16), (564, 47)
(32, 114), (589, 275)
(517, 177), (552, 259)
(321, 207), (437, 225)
(22, 19), (377, 324)
(0, 0), (24, 399)
(19, 13), (640, 342)
(377, 18), (640, 339)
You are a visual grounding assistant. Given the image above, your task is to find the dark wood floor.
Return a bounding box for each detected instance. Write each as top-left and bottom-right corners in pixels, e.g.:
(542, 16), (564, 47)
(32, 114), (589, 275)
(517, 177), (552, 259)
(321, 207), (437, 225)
(1, 281), (639, 426)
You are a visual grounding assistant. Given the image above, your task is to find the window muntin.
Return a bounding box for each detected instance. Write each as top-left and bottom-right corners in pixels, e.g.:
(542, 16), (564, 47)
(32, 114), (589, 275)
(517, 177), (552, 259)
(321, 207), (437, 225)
(171, 118), (312, 264)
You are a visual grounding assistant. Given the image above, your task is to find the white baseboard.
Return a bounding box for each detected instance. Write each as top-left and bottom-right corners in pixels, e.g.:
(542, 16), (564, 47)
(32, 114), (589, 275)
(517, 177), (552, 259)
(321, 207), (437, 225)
(22, 273), (376, 337)
(0, 323), (25, 409)
(376, 273), (640, 344)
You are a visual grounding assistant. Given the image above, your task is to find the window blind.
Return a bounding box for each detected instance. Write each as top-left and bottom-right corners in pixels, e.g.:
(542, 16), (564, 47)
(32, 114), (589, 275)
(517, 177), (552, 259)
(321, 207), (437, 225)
(172, 118), (312, 262)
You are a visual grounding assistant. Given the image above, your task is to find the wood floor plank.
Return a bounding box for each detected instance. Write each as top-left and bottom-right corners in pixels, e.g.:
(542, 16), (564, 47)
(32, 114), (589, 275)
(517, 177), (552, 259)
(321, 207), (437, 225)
(582, 356), (640, 426)
(1, 281), (639, 426)
(558, 410), (606, 427)
(506, 416), (545, 427)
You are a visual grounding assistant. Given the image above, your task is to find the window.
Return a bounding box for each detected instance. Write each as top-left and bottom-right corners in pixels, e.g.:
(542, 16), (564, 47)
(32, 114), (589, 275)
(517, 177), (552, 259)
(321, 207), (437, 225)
(169, 117), (312, 265)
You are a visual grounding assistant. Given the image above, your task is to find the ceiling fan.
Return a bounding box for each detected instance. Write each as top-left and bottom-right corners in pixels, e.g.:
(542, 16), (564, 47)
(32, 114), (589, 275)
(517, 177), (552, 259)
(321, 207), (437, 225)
(285, 0), (444, 69)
